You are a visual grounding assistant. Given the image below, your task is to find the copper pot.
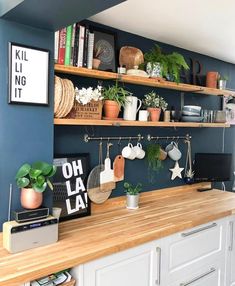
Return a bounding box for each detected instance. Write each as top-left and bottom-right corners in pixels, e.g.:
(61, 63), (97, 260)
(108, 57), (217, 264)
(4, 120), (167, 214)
(20, 188), (43, 209)
(206, 72), (219, 88)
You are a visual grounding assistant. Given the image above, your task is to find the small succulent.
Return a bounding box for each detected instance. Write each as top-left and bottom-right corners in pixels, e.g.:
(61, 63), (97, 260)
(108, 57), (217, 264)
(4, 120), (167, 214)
(124, 182), (142, 195)
(142, 91), (168, 110)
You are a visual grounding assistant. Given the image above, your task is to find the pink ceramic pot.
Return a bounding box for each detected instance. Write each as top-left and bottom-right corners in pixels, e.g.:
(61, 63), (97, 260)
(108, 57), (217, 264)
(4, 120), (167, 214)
(20, 188), (43, 209)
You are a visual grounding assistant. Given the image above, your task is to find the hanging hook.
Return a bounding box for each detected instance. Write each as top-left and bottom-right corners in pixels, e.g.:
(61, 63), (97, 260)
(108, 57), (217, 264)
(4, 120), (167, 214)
(118, 136), (122, 146)
(129, 137), (131, 143)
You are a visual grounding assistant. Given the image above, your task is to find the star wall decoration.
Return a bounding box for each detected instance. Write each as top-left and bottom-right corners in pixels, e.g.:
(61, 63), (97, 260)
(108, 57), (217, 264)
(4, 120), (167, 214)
(169, 161), (184, 180)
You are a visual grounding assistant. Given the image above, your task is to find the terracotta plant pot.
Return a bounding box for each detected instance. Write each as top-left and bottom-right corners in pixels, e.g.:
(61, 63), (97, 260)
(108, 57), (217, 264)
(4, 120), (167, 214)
(92, 58), (101, 70)
(103, 100), (120, 119)
(20, 188), (43, 209)
(147, 107), (161, 121)
(206, 71), (219, 88)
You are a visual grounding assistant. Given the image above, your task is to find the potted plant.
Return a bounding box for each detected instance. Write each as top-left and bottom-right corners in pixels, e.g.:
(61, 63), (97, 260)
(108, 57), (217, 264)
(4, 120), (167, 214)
(93, 46), (103, 69)
(166, 52), (189, 83)
(15, 161), (57, 209)
(102, 82), (132, 119)
(142, 91), (168, 121)
(146, 144), (164, 183)
(218, 74), (229, 90)
(144, 44), (168, 78)
(124, 181), (142, 209)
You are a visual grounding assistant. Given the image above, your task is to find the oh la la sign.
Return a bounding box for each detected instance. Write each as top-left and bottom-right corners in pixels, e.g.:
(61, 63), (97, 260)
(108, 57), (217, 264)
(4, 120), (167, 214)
(9, 43), (49, 105)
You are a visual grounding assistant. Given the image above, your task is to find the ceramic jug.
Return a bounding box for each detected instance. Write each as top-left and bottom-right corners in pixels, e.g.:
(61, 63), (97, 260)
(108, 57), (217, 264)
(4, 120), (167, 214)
(123, 96), (142, 121)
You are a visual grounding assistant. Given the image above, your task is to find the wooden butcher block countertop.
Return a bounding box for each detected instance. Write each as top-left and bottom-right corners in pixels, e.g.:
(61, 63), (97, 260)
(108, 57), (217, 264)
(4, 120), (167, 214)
(1, 183), (235, 286)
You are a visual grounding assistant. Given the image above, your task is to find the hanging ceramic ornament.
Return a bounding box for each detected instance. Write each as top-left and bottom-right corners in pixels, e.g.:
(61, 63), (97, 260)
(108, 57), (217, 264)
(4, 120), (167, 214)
(170, 161), (184, 180)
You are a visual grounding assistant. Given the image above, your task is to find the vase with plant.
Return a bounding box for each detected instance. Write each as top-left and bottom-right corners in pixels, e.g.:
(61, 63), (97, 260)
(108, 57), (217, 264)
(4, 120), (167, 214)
(92, 46), (103, 69)
(124, 182), (142, 209)
(142, 91), (168, 121)
(102, 82), (132, 119)
(146, 144), (164, 183)
(218, 74), (229, 90)
(144, 44), (168, 78)
(166, 52), (189, 83)
(15, 161), (57, 209)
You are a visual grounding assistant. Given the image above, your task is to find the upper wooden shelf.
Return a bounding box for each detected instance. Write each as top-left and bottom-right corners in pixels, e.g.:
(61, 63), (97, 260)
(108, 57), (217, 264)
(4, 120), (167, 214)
(54, 64), (235, 97)
(54, 118), (230, 128)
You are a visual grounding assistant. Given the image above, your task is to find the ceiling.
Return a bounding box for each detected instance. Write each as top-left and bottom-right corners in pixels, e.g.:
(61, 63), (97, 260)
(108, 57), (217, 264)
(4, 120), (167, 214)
(90, 0), (235, 64)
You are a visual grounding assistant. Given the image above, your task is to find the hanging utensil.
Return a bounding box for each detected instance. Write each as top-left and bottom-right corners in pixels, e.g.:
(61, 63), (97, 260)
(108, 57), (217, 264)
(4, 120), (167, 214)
(113, 139), (125, 182)
(100, 142), (116, 191)
(87, 141), (112, 204)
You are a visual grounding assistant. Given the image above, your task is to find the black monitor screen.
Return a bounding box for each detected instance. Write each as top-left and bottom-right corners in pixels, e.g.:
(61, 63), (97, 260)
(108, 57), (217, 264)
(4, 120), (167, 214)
(194, 153), (232, 182)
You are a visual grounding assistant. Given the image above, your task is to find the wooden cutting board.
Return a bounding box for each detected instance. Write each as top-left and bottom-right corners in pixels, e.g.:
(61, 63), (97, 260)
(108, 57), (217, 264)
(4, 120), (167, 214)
(113, 155), (125, 182)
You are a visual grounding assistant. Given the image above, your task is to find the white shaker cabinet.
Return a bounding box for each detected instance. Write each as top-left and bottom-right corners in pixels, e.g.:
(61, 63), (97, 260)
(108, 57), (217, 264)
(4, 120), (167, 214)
(225, 215), (235, 286)
(82, 240), (162, 286)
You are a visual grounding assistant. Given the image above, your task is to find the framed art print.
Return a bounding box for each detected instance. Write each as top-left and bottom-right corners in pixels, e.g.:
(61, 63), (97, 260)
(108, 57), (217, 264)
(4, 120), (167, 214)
(8, 42), (49, 105)
(53, 153), (91, 222)
(91, 26), (117, 72)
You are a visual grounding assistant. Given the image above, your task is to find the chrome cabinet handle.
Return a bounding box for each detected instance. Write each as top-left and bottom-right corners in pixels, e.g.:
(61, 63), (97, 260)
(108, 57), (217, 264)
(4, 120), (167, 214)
(156, 247), (161, 285)
(181, 223), (217, 237)
(180, 267), (216, 286)
(229, 221), (234, 251)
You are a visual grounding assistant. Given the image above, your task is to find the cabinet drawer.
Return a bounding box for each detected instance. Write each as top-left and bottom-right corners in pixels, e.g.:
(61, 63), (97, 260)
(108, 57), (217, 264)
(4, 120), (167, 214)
(167, 219), (225, 272)
(169, 259), (224, 286)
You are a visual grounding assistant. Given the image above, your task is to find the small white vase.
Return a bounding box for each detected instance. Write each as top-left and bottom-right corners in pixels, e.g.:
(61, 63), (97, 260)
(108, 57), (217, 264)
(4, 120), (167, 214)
(126, 194), (140, 209)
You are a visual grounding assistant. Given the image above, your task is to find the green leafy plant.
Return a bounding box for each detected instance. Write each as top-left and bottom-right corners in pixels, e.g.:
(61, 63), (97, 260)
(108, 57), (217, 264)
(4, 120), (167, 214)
(124, 182), (142, 195)
(218, 74), (229, 81)
(142, 91), (168, 110)
(102, 82), (132, 107)
(146, 144), (163, 172)
(166, 52), (189, 83)
(143, 44), (168, 77)
(15, 161), (57, 192)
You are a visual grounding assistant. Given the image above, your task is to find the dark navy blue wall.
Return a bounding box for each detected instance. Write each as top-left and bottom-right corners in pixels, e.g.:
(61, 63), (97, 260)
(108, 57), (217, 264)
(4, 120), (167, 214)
(55, 21), (235, 197)
(0, 19), (54, 229)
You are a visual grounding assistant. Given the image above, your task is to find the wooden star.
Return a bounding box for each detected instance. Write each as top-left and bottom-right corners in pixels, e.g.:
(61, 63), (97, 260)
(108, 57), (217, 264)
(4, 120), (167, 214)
(169, 161), (184, 180)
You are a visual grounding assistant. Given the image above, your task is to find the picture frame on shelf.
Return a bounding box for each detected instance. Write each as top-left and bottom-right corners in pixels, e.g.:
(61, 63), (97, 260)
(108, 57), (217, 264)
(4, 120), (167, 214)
(8, 42), (49, 106)
(90, 26), (117, 72)
(53, 153), (91, 222)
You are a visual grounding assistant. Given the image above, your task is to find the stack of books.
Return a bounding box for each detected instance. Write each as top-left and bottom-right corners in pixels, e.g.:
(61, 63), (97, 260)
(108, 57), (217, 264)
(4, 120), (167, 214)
(54, 22), (94, 69)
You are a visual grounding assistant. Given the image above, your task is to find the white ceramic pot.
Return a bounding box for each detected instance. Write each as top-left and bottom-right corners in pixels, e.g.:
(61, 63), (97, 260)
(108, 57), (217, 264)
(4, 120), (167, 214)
(146, 62), (162, 78)
(126, 194), (139, 209)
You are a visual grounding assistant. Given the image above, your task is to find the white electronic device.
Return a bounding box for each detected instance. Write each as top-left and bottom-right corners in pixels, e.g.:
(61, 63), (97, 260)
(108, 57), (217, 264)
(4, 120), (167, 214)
(3, 216), (58, 253)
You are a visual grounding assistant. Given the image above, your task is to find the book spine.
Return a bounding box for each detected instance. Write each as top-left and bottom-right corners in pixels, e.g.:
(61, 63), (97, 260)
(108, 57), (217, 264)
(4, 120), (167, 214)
(73, 23), (80, 66)
(70, 23), (76, 65)
(54, 30), (59, 63)
(83, 27), (90, 68)
(64, 25), (73, 66)
(77, 25), (85, 67)
(58, 27), (67, 65)
(87, 33), (94, 69)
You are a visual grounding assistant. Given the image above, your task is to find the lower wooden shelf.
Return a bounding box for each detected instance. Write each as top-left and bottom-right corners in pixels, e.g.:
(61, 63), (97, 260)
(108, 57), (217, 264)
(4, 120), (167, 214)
(54, 118), (230, 128)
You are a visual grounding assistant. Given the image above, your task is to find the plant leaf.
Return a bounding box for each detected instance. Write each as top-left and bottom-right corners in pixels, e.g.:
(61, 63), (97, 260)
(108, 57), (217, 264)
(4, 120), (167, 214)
(36, 175), (45, 187)
(32, 182), (47, 193)
(17, 177), (30, 188)
(47, 179), (53, 190)
(32, 161), (52, 175)
(29, 169), (42, 179)
(47, 165), (57, 178)
(15, 163), (31, 179)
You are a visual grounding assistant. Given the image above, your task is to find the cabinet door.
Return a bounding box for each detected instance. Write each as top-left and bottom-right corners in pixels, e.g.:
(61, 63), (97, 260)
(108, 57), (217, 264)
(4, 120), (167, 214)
(83, 241), (161, 286)
(169, 260), (223, 286)
(225, 215), (235, 286)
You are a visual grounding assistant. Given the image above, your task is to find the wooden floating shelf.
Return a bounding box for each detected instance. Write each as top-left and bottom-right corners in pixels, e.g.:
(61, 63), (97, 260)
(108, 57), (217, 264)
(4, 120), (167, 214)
(54, 118), (230, 128)
(54, 64), (235, 97)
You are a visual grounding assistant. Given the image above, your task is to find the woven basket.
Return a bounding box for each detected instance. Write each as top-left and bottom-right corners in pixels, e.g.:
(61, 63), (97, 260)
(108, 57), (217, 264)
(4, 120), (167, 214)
(66, 100), (103, 119)
(61, 278), (76, 286)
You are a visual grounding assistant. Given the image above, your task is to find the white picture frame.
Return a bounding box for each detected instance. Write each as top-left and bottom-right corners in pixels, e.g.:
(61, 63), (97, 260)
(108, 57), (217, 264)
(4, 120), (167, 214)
(8, 42), (49, 106)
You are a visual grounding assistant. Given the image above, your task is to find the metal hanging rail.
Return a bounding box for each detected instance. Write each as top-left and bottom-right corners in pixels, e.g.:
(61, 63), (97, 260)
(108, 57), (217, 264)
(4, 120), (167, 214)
(147, 134), (191, 141)
(84, 134), (144, 143)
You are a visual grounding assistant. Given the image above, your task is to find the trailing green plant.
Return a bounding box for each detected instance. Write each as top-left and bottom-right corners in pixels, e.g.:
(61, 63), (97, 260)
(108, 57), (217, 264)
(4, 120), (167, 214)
(15, 161), (57, 192)
(124, 182), (142, 195)
(166, 52), (189, 83)
(102, 82), (132, 107)
(142, 91), (168, 110)
(144, 44), (168, 77)
(146, 144), (164, 183)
